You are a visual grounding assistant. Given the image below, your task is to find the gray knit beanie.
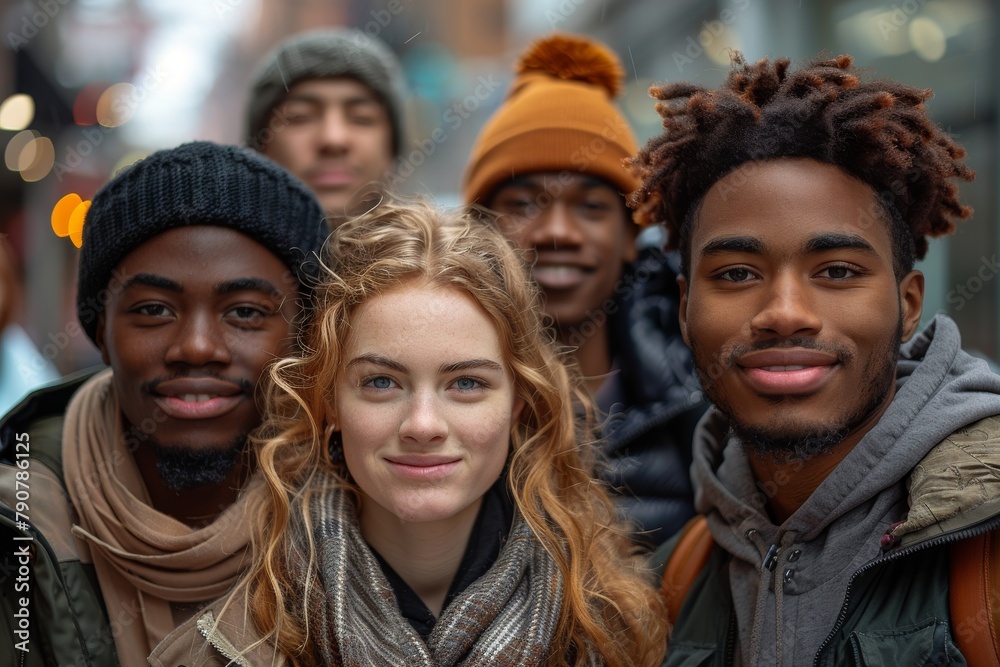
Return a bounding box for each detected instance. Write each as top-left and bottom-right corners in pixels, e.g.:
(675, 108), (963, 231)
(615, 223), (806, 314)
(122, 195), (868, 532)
(76, 141), (327, 344)
(245, 28), (407, 156)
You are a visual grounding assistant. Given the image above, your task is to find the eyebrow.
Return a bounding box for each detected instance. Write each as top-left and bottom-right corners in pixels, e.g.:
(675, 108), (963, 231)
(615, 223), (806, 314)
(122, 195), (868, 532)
(346, 354), (407, 373)
(440, 359), (505, 374)
(803, 233), (878, 255)
(122, 273), (181, 292)
(120, 274), (285, 298)
(700, 236), (765, 257)
(216, 277), (285, 299)
(700, 233), (879, 258)
(346, 355), (504, 375)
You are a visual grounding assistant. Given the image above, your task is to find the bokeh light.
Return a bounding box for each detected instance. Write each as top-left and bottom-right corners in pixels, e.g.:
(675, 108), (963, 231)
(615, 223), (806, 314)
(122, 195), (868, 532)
(52, 193), (83, 237)
(5, 129), (39, 171)
(96, 83), (138, 127)
(69, 200), (91, 248)
(0, 94), (35, 131)
(19, 136), (56, 182)
(910, 17), (947, 62)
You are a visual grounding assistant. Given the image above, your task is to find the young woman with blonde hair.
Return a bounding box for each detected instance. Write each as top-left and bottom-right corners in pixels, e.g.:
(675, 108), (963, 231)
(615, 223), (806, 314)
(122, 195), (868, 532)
(151, 199), (667, 666)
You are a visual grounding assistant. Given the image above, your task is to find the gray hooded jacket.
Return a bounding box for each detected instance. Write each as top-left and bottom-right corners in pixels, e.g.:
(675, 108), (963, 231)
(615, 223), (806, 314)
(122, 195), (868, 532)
(690, 315), (1000, 666)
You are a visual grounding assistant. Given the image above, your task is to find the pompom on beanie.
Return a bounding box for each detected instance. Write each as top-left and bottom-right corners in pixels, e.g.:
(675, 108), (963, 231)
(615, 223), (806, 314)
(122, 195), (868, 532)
(76, 141), (327, 344)
(462, 33), (640, 211)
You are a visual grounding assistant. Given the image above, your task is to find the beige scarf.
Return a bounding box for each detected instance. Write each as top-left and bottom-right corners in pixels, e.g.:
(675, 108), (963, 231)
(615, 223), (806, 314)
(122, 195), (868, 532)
(63, 369), (255, 667)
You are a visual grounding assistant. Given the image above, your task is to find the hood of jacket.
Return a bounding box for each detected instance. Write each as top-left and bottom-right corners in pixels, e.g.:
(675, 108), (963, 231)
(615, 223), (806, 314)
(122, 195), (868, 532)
(691, 314), (1000, 665)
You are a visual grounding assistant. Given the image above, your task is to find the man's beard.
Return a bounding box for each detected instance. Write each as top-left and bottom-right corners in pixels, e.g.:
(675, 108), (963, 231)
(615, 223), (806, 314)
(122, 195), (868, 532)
(693, 318), (902, 464)
(150, 433), (249, 491)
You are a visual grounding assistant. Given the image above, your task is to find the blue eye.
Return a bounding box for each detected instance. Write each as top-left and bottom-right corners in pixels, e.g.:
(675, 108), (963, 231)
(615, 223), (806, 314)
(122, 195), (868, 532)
(370, 376), (393, 389)
(453, 377), (482, 391)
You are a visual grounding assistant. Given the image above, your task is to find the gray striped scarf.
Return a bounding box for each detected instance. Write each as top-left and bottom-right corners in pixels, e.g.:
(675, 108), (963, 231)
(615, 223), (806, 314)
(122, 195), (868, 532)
(302, 486), (568, 666)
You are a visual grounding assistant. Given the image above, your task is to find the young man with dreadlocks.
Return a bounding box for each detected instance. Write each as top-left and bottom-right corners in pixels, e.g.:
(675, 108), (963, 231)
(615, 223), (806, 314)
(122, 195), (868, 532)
(636, 53), (1000, 666)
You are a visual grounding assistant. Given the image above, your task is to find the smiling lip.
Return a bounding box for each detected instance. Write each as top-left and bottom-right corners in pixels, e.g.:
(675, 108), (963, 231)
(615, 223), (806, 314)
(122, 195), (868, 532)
(151, 378), (244, 420)
(737, 348), (838, 396)
(308, 169), (356, 188)
(531, 264), (592, 290)
(385, 455), (462, 481)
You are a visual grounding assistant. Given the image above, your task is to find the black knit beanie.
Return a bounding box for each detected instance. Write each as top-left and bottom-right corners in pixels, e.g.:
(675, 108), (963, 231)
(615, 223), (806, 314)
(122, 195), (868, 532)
(76, 141), (327, 344)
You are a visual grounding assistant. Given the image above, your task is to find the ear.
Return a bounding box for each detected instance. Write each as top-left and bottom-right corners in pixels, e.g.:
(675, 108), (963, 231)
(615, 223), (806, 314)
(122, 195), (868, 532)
(95, 311), (111, 366)
(677, 274), (691, 348)
(511, 395), (526, 425)
(899, 270), (925, 342)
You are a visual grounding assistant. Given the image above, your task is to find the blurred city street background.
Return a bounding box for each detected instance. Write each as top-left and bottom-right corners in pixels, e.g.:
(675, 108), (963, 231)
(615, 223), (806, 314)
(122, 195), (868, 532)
(1, 0), (996, 373)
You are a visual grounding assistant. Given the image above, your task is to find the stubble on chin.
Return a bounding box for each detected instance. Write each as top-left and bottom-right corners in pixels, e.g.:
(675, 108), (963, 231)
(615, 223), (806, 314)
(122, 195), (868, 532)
(692, 321), (902, 465)
(150, 433), (250, 491)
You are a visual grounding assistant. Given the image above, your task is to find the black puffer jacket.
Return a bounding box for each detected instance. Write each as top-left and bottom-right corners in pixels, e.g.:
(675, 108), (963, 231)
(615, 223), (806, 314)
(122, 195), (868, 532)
(600, 247), (707, 548)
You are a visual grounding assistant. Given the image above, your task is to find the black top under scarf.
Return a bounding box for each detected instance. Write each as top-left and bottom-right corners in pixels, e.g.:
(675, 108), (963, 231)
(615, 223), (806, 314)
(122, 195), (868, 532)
(372, 478), (515, 640)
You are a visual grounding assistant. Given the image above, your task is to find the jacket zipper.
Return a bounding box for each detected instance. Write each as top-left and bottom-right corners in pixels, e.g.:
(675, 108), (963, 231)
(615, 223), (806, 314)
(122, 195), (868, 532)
(811, 514), (1000, 666)
(196, 613), (252, 667)
(723, 606), (738, 666)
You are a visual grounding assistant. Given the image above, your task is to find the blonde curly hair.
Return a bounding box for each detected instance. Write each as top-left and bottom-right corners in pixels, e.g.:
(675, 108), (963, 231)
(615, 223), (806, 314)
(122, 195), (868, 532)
(238, 198), (667, 666)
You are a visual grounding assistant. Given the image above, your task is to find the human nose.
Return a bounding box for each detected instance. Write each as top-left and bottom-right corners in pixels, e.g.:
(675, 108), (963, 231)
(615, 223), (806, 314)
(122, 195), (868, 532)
(749, 272), (822, 338)
(398, 389), (448, 445)
(524, 202), (583, 250)
(164, 313), (232, 367)
(317, 108), (350, 151)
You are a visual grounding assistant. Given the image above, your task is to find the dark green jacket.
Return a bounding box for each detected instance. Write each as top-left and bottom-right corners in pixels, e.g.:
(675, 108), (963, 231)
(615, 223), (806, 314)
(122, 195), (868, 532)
(0, 369), (120, 667)
(655, 415), (1000, 667)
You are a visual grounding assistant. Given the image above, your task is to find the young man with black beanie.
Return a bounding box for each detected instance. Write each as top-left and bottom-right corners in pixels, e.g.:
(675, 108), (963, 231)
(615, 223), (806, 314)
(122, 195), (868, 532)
(0, 141), (326, 667)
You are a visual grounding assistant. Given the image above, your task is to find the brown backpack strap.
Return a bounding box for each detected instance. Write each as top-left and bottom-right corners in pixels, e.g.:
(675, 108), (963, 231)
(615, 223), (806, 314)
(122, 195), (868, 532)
(951, 528), (1000, 667)
(661, 515), (714, 626)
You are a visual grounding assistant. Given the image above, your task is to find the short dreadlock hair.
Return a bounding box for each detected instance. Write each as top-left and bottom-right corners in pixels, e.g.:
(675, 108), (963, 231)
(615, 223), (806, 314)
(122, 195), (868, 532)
(629, 53), (974, 280)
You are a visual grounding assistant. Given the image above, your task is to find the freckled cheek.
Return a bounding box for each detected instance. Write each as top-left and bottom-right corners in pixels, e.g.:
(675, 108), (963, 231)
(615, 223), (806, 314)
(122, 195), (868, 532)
(455, 410), (515, 455)
(337, 401), (400, 460)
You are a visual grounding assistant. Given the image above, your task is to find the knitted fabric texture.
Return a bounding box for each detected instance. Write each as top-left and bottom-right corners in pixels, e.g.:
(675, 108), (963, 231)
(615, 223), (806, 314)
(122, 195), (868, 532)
(295, 484), (582, 666)
(245, 28), (407, 156)
(76, 141), (326, 344)
(462, 33), (639, 210)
